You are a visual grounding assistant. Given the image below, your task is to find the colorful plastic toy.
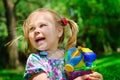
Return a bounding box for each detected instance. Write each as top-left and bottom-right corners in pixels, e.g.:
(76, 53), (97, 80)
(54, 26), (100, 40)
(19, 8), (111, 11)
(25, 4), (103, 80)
(64, 46), (96, 80)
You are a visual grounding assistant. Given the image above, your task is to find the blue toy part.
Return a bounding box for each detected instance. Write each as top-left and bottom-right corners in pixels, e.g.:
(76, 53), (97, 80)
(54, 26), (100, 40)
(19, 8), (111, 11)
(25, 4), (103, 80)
(82, 52), (96, 67)
(79, 47), (97, 67)
(64, 47), (84, 72)
(64, 47), (78, 64)
(69, 52), (83, 66)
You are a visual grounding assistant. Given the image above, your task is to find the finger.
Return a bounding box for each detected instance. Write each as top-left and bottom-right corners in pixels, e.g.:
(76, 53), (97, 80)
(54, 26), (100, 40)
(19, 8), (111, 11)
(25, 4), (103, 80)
(89, 72), (103, 80)
(89, 72), (101, 77)
(81, 75), (90, 80)
(88, 76), (100, 80)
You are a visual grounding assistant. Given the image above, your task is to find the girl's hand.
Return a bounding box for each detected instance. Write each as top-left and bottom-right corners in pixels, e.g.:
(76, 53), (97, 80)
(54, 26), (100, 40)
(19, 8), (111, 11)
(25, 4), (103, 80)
(74, 72), (103, 80)
(87, 72), (103, 80)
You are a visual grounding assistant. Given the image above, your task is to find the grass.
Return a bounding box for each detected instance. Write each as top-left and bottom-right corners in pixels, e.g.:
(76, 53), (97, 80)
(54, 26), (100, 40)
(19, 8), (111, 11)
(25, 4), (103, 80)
(95, 52), (120, 80)
(0, 52), (120, 80)
(0, 69), (24, 80)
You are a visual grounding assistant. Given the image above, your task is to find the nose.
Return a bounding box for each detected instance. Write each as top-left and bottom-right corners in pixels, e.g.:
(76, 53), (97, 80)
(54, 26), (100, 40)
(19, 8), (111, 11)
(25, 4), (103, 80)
(34, 27), (41, 35)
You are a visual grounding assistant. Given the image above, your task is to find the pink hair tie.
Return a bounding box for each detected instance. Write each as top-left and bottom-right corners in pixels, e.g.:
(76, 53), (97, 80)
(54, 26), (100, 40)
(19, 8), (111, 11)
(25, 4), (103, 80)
(61, 18), (68, 26)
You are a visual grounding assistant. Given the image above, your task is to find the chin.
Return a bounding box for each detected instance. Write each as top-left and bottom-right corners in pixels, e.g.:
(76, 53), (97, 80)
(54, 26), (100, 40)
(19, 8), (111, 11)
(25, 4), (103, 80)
(37, 47), (47, 51)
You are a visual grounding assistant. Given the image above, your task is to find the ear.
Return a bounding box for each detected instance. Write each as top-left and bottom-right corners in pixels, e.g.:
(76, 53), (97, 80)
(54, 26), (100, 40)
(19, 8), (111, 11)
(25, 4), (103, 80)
(57, 26), (63, 38)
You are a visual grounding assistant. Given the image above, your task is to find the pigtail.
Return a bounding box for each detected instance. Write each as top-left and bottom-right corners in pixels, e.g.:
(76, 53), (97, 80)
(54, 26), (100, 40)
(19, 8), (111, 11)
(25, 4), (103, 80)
(65, 20), (79, 51)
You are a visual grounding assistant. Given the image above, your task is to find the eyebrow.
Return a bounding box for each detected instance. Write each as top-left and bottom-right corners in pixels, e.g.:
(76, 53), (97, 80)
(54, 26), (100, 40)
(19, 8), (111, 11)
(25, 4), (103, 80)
(28, 24), (34, 29)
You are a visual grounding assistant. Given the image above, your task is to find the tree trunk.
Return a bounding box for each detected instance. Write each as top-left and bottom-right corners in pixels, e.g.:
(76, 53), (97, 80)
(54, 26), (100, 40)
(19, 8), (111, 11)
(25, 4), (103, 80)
(3, 0), (20, 69)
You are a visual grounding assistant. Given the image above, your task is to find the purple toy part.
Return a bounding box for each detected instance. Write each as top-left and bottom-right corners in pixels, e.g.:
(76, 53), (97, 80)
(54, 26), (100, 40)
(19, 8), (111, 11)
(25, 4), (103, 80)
(68, 70), (92, 80)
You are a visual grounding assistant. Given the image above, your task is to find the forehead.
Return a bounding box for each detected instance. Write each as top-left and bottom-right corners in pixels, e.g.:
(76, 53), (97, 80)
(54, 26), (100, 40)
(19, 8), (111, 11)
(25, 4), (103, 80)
(29, 11), (54, 23)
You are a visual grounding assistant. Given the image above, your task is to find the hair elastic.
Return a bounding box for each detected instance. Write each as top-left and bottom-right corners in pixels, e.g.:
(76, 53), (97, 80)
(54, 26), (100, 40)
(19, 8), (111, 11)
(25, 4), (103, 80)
(61, 18), (68, 26)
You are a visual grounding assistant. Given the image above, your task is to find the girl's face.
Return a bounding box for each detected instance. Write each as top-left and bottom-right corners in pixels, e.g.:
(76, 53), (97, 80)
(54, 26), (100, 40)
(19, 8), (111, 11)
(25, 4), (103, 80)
(28, 12), (62, 51)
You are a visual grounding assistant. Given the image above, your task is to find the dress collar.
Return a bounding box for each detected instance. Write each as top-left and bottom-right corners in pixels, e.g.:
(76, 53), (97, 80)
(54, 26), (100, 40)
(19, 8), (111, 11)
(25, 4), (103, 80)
(39, 51), (48, 56)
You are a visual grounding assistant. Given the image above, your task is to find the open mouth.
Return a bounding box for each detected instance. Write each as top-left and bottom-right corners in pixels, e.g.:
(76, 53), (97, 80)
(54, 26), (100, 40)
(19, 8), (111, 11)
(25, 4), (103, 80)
(35, 37), (45, 43)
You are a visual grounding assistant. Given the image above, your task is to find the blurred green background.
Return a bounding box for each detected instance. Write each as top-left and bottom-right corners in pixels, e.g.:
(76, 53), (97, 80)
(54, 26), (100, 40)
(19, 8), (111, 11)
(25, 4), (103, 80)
(0, 0), (120, 80)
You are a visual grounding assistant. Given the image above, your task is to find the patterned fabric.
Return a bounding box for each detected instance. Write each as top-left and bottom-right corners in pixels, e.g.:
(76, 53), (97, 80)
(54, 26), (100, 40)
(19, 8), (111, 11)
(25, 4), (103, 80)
(24, 51), (67, 80)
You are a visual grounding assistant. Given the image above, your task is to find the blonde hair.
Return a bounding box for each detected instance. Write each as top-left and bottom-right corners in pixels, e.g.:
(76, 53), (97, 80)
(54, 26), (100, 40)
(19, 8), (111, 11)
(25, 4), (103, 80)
(23, 8), (79, 53)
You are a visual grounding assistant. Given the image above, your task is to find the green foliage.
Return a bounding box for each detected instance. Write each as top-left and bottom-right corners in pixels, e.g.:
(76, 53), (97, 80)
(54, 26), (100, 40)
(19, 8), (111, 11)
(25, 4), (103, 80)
(0, 23), (7, 37)
(69, 0), (120, 53)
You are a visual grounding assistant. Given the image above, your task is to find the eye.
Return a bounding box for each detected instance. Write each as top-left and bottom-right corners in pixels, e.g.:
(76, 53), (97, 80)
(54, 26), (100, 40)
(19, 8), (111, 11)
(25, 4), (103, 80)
(39, 24), (47, 28)
(29, 26), (35, 31)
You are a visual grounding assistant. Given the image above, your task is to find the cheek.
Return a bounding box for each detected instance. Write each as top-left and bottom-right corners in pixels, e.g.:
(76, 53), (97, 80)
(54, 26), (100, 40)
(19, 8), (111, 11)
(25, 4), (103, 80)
(28, 32), (34, 38)
(28, 33), (34, 43)
(28, 33), (32, 40)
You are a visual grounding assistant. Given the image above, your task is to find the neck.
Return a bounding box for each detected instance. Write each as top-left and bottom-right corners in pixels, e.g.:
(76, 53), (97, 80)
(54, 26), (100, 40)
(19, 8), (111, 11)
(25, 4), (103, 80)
(47, 48), (64, 60)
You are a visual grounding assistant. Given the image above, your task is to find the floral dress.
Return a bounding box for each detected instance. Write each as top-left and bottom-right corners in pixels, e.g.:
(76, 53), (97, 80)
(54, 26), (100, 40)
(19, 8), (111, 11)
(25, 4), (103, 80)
(24, 51), (68, 80)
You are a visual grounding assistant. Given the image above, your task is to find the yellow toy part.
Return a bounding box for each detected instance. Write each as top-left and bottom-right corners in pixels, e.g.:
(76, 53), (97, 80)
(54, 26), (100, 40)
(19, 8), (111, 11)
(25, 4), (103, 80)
(65, 64), (74, 72)
(74, 57), (85, 68)
(71, 49), (80, 58)
(78, 46), (93, 52)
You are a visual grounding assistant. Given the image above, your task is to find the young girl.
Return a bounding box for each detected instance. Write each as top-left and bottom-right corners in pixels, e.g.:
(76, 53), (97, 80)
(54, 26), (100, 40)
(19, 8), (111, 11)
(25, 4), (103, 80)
(23, 8), (103, 80)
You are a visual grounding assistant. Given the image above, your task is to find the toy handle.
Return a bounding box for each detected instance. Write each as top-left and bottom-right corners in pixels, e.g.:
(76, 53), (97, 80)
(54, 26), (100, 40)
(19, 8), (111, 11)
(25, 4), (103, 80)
(67, 70), (92, 80)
